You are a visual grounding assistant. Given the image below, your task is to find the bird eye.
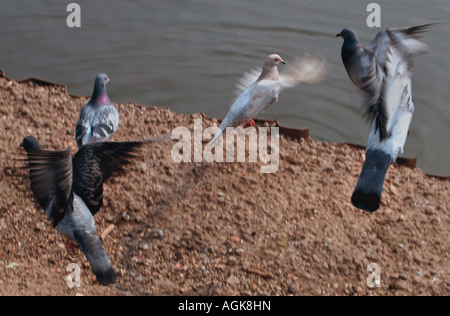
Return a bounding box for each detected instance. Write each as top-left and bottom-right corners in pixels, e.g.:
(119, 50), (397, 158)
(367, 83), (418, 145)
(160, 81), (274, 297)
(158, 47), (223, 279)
(274, 58), (280, 62)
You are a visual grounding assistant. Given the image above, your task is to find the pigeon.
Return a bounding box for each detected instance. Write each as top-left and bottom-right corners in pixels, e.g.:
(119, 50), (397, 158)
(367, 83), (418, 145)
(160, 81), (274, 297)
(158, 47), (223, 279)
(208, 54), (327, 146)
(76, 74), (119, 148)
(337, 25), (434, 212)
(337, 24), (434, 138)
(21, 136), (147, 285)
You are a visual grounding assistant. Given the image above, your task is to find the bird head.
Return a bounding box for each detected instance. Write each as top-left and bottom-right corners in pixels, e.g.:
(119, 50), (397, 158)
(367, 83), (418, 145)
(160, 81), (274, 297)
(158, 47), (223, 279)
(91, 73), (112, 105)
(21, 136), (43, 152)
(336, 28), (360, 46)
(267, 54), (287, 67)
(95, 73), (110, 87)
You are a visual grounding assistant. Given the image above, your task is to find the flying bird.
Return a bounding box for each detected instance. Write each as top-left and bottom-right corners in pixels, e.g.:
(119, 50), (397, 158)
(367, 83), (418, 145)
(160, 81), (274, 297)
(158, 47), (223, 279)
(21, 136), (148, 285)
(208, 54), (326, 146)
(76, 73), (119, 148)
(337, 24), (435, 212)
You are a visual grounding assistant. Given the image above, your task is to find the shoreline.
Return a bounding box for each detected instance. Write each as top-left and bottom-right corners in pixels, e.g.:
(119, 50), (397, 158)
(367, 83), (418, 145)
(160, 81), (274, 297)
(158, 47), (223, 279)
(2, 69), (447, 179)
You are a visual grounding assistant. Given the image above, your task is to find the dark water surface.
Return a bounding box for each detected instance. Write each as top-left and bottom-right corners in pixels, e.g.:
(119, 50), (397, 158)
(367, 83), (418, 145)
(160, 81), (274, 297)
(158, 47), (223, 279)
(1, 0), (449, 175)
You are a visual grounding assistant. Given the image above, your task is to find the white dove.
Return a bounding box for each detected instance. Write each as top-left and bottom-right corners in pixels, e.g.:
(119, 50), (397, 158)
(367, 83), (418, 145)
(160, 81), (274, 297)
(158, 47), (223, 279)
(208, 54), (327, 146)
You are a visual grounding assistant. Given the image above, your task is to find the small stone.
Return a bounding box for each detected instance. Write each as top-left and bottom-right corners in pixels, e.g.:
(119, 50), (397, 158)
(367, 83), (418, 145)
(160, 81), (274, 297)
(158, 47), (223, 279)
(5, 262), (20, 270)
(312, 255), (320, 263)
(139, 243), (150, 251)
(151, 229), (164, 239)
(227, 256), (237, 267)
(288, 283), (300, 295)
(413, 256), (422, 264)
(227, 275), (240, 286)
(399, 274), (408, 281)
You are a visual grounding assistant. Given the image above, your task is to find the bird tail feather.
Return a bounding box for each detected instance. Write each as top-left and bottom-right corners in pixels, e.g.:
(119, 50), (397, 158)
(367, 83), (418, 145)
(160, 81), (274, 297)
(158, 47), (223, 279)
(73, 230), (117, 286)
(207, 127), (225, 147)
(351, 149), (394, 213)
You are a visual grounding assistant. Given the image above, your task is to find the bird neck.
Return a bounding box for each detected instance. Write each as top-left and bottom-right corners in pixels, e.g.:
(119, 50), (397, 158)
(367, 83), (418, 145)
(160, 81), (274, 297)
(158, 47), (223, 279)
(341, 42), (363, 64)
(258, 66), (279, 82)
(90, 85), (111, 105)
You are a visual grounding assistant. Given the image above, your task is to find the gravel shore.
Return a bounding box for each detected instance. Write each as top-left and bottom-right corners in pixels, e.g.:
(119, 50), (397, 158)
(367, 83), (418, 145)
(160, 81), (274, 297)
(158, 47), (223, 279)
(0, 71), (448, 296)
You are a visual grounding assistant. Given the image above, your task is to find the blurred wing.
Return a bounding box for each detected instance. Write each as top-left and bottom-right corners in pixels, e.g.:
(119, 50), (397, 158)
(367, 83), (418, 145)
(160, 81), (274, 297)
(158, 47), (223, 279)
(234, 68), (262, 98)
(388, 23), (435, 55)
(367, 24), (432, 66)
(279, 54), (327, 91)
(366, 30), (392, 65)
(360, 50), (386, 125)
(25, 149), (73, 227)
(369, 31), (414, 141)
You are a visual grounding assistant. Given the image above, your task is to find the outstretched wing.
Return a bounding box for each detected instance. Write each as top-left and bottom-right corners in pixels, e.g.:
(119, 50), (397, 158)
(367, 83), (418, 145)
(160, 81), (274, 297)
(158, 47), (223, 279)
(24, 149), (73, 227)
(367, 23), (433, 65)
(234, 54), (327, 96)
(279, 55), (327, 90)
(72, 141), (146, 215)
(362, 24), (432, 136)
(369, 30), (415, 142)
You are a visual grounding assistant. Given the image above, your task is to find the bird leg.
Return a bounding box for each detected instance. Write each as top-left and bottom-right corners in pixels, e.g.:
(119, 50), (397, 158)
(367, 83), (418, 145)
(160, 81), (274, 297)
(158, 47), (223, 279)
(64, 240), (79, 256)
(243, 120), (256, 129)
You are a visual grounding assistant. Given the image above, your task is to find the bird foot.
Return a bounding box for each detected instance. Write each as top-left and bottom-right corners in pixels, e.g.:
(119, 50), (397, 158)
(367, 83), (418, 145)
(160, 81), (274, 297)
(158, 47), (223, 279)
(65, 240), (79, 256)
(243, 120), (256, 129)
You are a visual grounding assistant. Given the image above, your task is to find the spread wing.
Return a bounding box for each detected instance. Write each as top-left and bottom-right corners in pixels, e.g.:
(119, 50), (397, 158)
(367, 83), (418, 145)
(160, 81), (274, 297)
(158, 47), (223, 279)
(369, 30), (415, 141)
(24, 149), (73, 227)
(362, 24), (432, 135)
(234, 54), (327, 96)
(72, 141), (145, 216)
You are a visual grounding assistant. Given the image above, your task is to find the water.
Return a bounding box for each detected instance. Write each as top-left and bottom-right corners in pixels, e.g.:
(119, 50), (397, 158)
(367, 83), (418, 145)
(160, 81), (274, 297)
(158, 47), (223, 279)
(1, 0), (449, 175)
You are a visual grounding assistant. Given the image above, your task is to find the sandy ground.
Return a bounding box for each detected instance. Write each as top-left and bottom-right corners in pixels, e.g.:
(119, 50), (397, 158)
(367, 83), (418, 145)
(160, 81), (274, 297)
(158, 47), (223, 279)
(0, 71), (448, 296)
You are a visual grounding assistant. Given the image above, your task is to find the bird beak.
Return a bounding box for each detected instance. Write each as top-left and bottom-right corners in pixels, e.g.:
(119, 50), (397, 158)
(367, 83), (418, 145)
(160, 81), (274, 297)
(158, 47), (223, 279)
(281, 60), (287, 65)
(336, 33), (342, 38)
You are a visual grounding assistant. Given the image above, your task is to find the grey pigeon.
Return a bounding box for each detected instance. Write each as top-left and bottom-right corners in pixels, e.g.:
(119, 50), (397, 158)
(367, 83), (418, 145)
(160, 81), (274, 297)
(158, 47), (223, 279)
(208, 54), (326, 146)
(21, 136), (146, 285)
(337, 25), (434, 212)
(76, 74), (119, 148)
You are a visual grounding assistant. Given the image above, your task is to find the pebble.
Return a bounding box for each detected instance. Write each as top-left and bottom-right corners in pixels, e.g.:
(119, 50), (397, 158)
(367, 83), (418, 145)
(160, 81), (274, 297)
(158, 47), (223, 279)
(139, 243), (150, 251)
(288, 283), (300, 295)
(399, 274), (408, 281)
(312, 254), (320, 263)
(227, 256), (237, 267)
(151, 229), (164, 239)
(5, 262), (20, 270)
(227, 275), (240, 286)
